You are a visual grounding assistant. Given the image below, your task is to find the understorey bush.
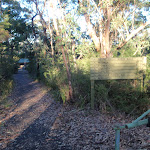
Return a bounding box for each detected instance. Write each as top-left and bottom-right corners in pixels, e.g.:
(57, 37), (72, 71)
(95, 80), (150, 115)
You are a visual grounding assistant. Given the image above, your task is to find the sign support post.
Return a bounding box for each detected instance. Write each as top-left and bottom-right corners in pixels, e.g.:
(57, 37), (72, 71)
(91, 80), (95, 109)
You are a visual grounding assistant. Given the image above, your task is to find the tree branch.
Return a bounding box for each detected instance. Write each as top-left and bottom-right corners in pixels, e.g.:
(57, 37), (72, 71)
(117, 21), (150, 49)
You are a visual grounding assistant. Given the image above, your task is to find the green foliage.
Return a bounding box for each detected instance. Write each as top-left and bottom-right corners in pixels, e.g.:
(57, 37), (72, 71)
(143, 55), (150, 92)
(26, 56), (38, 78)
(76, 40), (95, 57)
(0, 79), (13, 110)
(95, 83), (109, 112)
(109, 80), (149, 114)
(0, 79), (13, 99)
(94, 80), (150, 115)
(72, 68), (91, 107)
(26, 34), (150, 115)
(0, 54), (19, 102)
(1, 0), (32, 54)
(0, 14), (10, 42)
(27, 38), (95, 104)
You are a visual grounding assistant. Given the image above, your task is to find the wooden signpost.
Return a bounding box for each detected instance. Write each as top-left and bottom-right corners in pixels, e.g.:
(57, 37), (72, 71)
(90, 57), (147, 109)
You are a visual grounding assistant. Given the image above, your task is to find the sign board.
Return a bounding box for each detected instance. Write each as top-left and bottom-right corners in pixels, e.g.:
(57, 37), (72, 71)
(90, 57), (147, 109)
(90, 57), (147, 80)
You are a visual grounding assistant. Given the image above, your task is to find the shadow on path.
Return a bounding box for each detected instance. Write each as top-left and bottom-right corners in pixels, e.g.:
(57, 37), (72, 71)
(0, 69), (71, 150)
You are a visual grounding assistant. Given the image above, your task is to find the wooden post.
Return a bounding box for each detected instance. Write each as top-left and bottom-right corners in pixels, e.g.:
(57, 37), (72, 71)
(91, 80), (95, 109)
(141, 76), (144, 92)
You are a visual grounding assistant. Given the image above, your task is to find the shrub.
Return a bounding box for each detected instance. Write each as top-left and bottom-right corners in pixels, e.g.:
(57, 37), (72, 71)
(0, 79), (13, 109)
(27, 45), (150, 115)
(94, 80), (150, 115)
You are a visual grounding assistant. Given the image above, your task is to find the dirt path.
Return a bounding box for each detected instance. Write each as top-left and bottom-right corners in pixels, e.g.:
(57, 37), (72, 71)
(0, 70), (149, 150)
(0, 70), (66, 150)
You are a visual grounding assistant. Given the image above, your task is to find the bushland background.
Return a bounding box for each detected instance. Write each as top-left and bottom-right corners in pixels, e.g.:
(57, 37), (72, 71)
(0, 0), (150, 115)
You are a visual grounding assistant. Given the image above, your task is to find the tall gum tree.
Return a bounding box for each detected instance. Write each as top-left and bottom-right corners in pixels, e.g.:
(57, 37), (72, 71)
(49, 0), (73, 101)
(77, 0), (150, 57)
(27, 0), (74, 101)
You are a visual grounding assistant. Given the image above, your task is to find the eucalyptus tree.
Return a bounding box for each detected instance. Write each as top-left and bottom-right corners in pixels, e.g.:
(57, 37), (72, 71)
(75, 0), (150, 57)
(25, 0), (82, 101)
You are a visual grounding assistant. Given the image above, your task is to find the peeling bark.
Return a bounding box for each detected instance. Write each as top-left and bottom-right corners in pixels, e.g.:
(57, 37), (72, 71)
(84, 14), (100, 52)
(103, 6), (111, 57)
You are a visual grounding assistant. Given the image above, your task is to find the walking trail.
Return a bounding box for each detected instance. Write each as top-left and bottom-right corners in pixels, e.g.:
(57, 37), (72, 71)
(0, 70), (149, 150)
(0, 70), (64, 150)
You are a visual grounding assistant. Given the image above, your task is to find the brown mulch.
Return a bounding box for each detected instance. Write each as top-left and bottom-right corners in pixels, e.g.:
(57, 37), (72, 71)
(0, 70), (149, 150)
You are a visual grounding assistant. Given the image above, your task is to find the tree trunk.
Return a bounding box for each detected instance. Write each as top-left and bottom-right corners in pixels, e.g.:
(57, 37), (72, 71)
(50, 0), (73, 101)
(84, 14), (100, 52)
(102, 5), (112, 58)
(99, 5), (104, 58)
(61, 45), (73, 100)
(31, 14), (37, 38)
(78, 0), (100, 52)
(72, 40), (77, 71)
(105, 6), (111, 57)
